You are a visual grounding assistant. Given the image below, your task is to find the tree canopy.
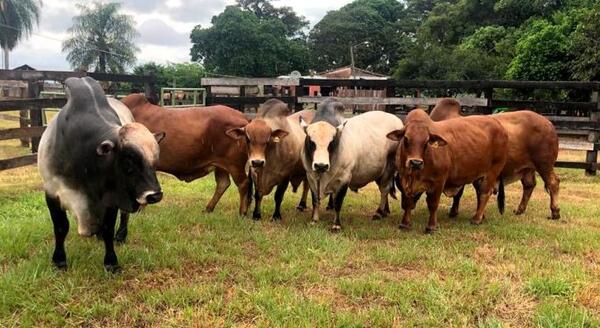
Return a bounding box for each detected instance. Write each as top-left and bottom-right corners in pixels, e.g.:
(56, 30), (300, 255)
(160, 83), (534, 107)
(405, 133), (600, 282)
(133, 62), (206, 89)
(62, 2), (138, 73)
(189, 2), (310, 77)
(0, 0), (41, 69)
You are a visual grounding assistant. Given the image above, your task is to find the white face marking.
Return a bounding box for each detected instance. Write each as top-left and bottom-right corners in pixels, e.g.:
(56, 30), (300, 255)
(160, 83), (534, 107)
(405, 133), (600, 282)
(119, 123), (160, 166)
(306, 122), (337, 171)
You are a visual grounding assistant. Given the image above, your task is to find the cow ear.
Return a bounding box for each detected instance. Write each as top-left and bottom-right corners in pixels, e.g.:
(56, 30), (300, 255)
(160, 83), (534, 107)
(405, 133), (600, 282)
(386, 129), (405, 141)
(226, 127), (246, 140)
(429, 133), (447, 147)
(96, 140), (115, 155)
(299, 115), (308, 132)
(336, 121), (347, 134)
(154, 132), (166, 144)
(271, 129), (289, 143)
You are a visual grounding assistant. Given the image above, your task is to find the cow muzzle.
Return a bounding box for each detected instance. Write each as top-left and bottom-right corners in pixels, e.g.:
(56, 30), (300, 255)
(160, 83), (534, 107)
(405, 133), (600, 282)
(313, 162), (330, 173)
(137, 190), (163, 205)
(407, 159), (424, 170)
(250, 159), (265, 168)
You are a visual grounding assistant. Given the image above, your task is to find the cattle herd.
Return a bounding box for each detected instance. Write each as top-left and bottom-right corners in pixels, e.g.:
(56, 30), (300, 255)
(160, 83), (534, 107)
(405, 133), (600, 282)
(38, 77), (561, 272)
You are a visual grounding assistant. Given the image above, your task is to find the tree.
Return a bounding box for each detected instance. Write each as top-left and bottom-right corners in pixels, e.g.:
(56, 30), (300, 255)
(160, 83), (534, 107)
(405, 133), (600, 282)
(133, 62), (206, 89)
(308, 0), (409, 74)
(190, 5), (309, 77)
(570, 4), (600, 80)
(505, 17), (573, 81)
(62, 2), (138, 73)
(0, 0), (41, 69)
(236, 0), (308, 37)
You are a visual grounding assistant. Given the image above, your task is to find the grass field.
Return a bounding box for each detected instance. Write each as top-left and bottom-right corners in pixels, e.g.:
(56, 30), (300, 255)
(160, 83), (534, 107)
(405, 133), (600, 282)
(1, 112), (600, 326)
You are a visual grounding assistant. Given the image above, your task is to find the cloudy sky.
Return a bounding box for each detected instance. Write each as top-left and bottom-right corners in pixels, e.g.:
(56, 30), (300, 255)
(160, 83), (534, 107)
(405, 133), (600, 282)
(9, 0), (351, 71)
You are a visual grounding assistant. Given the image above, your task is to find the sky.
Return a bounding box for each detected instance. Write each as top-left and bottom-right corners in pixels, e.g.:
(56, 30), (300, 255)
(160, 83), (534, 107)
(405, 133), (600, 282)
(8, 0), (352, 71)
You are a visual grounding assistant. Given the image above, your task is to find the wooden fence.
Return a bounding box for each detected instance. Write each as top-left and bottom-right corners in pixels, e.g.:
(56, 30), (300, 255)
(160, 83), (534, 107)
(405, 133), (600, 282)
(1, 72), (599, 175)
(203, 78), (600, 175)
(0, 69), (155, 171)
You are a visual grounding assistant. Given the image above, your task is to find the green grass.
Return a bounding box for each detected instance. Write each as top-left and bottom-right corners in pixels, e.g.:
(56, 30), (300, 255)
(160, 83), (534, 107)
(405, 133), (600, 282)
(1, 157), (600, 327)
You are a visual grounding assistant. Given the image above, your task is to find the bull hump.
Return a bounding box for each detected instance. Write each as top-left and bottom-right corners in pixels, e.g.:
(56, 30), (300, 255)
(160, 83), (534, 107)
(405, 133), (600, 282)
(63, 77), (120, 126)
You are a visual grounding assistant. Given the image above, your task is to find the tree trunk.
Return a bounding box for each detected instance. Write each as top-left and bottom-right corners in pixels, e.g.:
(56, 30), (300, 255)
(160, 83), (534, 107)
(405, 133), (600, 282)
(3, 45), (8, 69)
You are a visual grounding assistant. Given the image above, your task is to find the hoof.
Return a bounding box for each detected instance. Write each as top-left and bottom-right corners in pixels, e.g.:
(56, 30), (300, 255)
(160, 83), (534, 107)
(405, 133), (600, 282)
(548, 210), (561, 220)
(372, 213), (383, 221)
(53, 260), (67, 270)
(296, 203), (307, 212)
(424, 227), (436, 234)
(514, 208), (525, 216)
(252, 213), (262, 221)
(398, 223), (411, 230)
(114, 231), (127, 244)
(204, 206), (215, 213)
(449, 210), (458, 218)
(470, 219), (483, 226)
(310, 220), (318, 226)
(104, 264), (121, 274)
(330, 225), (342, 233)
(272, 214), (282, 221)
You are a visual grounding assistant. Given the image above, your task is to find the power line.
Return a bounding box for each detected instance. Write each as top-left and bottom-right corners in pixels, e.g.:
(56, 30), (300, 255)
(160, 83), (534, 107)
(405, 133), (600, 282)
(0, 22), (132, 59)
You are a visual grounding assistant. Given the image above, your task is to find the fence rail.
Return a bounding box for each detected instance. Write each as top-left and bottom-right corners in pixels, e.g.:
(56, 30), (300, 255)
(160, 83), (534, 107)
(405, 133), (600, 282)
(0, 69), (155, 171)
(2, 72), (600, 174)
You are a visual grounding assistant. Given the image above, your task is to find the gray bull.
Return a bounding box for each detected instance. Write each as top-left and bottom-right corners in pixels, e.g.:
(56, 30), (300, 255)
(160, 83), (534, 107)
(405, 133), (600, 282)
(38, 77), (165, 272)
(301, 98), (404, 231)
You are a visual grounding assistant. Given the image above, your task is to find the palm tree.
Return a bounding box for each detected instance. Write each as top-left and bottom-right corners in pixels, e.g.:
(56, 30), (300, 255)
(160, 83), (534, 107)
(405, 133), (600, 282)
(62, 2), (138, 73)
(0, 0), (42, 69)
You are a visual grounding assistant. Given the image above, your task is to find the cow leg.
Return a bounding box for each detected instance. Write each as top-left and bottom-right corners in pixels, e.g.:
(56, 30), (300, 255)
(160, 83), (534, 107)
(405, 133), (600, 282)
(449, 186), (465, 218)
(253, 186), (263, 220)
(45, 193), (69, 270)
(425, 188), (443, 234)
(272, 179), (290, 220)
(515, 170), (536, 215)
(229, 167), (251, 217)
(331, 185), (349, 232)
(205, 168), (231, 213)
(540, 169), (560, 220)
(399, 192), (421, 230)
(296, 179), (309, 212)
(373, 180), (392, 220)
(102, 207), (120, 273)
(326, 194), (334, 211)
(310, 190), (321, 224)
(471, 176), (495, 225)
(114, 211), (129, 244)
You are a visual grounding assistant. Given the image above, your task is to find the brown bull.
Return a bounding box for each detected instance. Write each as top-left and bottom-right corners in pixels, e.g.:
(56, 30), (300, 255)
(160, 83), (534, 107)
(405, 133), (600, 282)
(387, 109), (509, 233)
(430, 98), (560, 220)
(226, 99), (314, 220)
(121, 94), (252, 217)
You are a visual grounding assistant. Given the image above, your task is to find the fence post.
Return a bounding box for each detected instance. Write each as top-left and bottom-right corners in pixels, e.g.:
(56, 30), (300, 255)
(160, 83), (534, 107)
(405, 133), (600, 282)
(294, 85), (304, 112)
(144, 74), (156, 104)
(586, 90), (600, 175)
(484, 87), (494, 114)
(385, 85), (395, 113)
(27, 81), (43, 153)
(19, 110), (29, 147)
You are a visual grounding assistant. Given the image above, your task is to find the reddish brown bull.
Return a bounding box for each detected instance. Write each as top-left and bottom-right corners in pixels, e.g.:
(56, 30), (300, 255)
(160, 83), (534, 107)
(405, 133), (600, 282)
(387, 109), (509, 233)
(121, 94), (252, 216)
(429, 98), (560, 220)
(226, 99), (315, 220)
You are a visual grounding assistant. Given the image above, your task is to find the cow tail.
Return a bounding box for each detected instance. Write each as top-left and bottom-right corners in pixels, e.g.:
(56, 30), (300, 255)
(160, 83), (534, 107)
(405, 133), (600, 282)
(389, 174), (398, 200)
(498, 176), (505, 215)
(247, 172), (254, 208)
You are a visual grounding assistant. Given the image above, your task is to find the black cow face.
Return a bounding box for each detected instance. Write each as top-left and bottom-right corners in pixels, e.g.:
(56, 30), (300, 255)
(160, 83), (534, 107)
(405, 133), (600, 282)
(98, 125), (164, 212)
